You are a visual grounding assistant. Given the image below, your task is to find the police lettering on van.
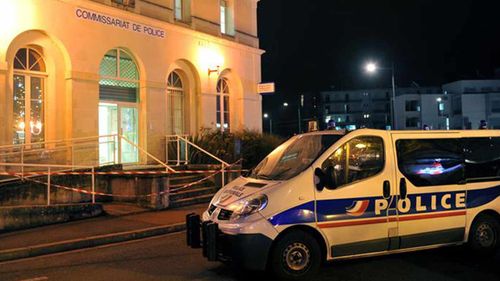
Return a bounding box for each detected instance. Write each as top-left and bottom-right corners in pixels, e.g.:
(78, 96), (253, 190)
(187, 129), (500, 280)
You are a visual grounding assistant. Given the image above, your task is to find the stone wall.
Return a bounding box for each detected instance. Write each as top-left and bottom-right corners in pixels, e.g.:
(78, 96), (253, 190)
(0, 203), (103, 232)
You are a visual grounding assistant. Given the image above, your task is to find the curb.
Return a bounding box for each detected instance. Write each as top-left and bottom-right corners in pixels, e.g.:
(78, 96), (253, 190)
(0, 222), (186, 263)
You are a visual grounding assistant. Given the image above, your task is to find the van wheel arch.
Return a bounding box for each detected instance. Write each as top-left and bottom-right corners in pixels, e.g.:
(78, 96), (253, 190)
(269, 225), (328, 267)
(470, 210), (500, 230)
(467, 210), (500, 254)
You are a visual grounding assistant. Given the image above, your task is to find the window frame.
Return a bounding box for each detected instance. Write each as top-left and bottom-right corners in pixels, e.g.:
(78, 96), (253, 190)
(174, 0), (191, 22)
(395, 138), (465, 187)
(167, 71), (185, 134)
(216, 77), (230, 132)
(321, 135), (386, 190)
(13, 47), (47, 145)
(463, 137), (500, 183)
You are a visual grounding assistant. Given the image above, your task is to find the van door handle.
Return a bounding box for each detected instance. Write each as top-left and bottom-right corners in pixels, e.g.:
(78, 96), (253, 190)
(400, 178), (407, 200)
(383, 180), (391, 199)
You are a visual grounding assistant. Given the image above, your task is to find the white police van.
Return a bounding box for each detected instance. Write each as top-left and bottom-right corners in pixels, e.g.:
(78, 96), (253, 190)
(186, 129), (500, 279)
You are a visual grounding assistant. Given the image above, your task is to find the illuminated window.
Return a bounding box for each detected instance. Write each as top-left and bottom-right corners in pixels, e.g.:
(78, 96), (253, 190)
(167, 71), (185, 134)
(216, 78), (230, 131)
(322, 137), (384, 189)
(99, 49), (139, 102)
(174, 0), (191, 22)
(220, 0), (234, 35)
(396, 139), (464, 187)
(13, 48), (46, 145)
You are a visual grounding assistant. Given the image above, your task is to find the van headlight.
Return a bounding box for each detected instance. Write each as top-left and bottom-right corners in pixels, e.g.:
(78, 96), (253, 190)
(226, 194), (268, 220)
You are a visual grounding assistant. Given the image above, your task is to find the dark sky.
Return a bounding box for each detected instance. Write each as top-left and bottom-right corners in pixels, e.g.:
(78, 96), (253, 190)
(258, 0), (500, 95)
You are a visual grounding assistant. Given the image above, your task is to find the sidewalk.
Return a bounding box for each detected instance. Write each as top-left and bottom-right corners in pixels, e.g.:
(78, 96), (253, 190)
(0, 203), (208, 262)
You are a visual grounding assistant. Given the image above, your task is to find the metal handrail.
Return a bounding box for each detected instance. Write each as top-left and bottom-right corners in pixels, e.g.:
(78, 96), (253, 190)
(0, 162), (93, 169)
(0, 134), (175, 173)
(120, 135), (176, 173)
(177, 135), (230, 167)
(0, 162), (96, 205)
(165, 134), (231, 187)
(0, 134), (119, 150)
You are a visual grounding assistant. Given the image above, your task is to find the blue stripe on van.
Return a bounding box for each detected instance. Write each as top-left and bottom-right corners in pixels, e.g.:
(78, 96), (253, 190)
(267, 185), (500, 227)
(268, 201), (315, 226)
(468, 185), (500, 208)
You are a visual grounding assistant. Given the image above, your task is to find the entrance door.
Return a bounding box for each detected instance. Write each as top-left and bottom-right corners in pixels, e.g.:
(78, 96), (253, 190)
(99, 103), (138, 164)
(314, 131), (397, 257)
(391, 134), (466, 249)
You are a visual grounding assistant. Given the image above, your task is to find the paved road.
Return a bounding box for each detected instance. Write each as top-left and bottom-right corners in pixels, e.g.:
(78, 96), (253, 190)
(0, 232), (498, 281)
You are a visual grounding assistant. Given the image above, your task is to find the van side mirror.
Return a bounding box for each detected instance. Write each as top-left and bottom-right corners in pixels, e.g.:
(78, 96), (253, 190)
(315, 167), (337, 191)
(314, 168), (325, 191)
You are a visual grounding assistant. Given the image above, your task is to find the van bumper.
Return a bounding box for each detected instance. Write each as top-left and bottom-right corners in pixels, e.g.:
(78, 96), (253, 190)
(186, 213), (273, 271)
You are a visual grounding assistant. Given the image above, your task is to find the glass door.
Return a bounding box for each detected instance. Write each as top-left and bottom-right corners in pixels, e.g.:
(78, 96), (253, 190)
(99, 103), (118, 164)
(120, 106), (138, 163)
(99, 103), (138, 164)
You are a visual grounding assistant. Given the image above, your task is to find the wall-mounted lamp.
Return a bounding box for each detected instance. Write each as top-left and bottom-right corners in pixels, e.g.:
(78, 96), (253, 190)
(208, 65), (220, 76)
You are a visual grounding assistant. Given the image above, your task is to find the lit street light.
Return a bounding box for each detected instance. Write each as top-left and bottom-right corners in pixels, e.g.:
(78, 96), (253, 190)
(263, 113), (272, 134)
(364, 61), (397, 130)
(283, 102), (289, 107)
(365, 62), (377, 73)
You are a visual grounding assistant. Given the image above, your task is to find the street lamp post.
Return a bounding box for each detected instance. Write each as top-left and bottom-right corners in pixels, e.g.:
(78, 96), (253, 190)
(263, 113), (272, 134)
(365, 62), (397, 130)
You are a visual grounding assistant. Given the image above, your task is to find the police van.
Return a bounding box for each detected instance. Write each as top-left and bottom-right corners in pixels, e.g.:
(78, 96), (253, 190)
(186, 129), (500, 279)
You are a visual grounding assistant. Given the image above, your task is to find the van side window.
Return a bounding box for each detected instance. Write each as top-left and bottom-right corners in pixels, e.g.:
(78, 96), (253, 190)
(322, 136), (384, 189)
(396, 139), (464, 187)
(463, 137), (500, 181)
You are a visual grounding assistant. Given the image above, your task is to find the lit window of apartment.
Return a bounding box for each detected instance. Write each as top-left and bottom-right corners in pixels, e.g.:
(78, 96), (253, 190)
(174, 0), (191, 22)
(220, 0), (234, 35)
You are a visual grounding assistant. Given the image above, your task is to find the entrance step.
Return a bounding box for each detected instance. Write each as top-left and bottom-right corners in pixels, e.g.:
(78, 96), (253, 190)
(102, 202), (151, 216)
(169, 194), (215, 209)
(169, 186), (218, 201)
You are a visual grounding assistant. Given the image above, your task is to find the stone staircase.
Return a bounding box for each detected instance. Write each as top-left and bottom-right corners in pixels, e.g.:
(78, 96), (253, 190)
(167, 169), (219, 208)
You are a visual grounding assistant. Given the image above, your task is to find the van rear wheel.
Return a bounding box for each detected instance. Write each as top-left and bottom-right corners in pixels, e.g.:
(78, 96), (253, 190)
(468, 214), (499, 255)
(270, 230), (321, 280)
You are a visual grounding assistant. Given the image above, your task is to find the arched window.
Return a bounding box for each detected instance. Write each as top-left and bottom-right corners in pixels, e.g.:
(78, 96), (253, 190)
(13, 47), (46, 144)
(167, 71), (185, 134)
(99, 48), (139, 98)
(216, 77), (230, 131)
(98, 48), (139, 164)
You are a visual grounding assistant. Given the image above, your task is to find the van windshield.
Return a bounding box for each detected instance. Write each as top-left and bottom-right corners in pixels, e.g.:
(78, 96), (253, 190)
(249, 134), (342, 181)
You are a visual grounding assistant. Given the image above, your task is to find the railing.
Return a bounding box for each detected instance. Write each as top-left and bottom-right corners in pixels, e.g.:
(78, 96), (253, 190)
(166, 135), (230, 187)
(0, 163), (96, 206)
(0, 134), (175, 177)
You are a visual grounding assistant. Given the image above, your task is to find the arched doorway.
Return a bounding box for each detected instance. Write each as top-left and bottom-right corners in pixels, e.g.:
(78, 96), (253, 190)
(98, 48), (139, 164)
(216, 77), (230, 132)
(12, 47), (46, 145)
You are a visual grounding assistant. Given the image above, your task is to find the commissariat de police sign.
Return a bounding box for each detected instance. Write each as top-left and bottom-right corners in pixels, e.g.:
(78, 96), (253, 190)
(75, 7), (166, 39)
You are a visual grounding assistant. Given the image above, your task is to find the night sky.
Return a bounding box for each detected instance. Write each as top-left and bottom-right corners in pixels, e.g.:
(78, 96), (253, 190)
(258, 0), (500, 121)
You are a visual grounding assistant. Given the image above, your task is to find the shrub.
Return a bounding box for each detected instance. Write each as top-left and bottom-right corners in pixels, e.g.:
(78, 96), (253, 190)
(187, 129), (284, 169)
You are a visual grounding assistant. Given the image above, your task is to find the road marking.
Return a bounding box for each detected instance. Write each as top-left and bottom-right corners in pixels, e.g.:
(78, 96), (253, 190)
(18, 277), (48, 281)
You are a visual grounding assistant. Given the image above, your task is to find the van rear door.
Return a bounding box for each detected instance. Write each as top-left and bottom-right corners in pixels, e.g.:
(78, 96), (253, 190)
(391, 133), (466, 249)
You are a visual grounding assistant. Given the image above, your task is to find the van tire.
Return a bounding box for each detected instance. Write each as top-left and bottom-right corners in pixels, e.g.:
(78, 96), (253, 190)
(468, 214), (500, 255)
(270, 230), (321, 280)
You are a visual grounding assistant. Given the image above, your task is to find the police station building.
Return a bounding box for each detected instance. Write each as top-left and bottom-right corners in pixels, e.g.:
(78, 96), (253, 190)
(0, 0), (263, 162)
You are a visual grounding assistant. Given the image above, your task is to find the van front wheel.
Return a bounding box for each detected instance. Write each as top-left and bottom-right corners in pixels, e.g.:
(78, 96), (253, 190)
(270, 230), (321, 280)
(468, 214), (500, 255)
